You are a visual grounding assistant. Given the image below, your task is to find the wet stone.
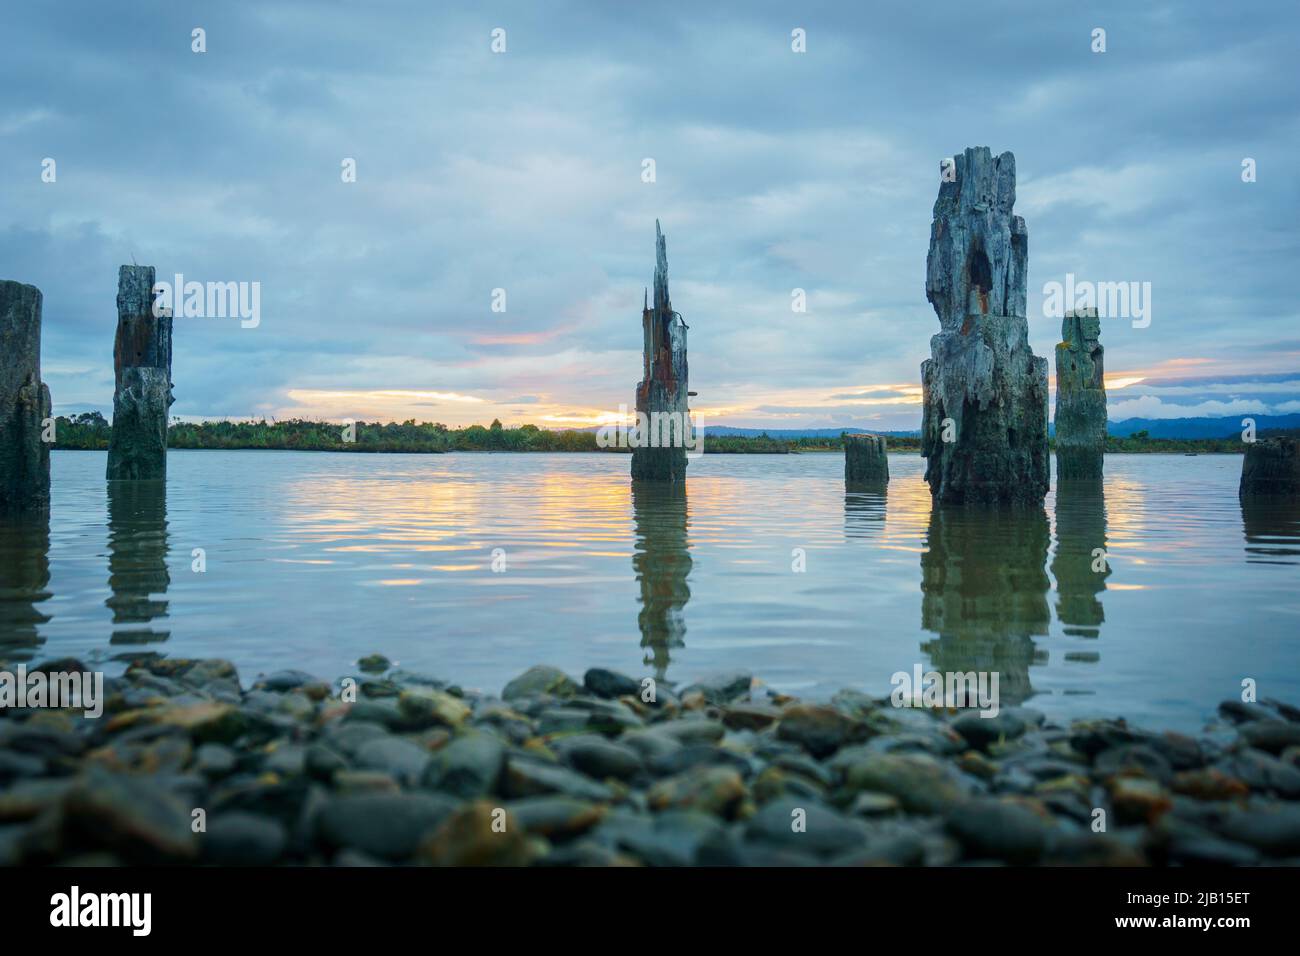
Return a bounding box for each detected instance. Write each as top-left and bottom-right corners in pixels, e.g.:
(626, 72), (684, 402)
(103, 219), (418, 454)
(951, 710), (1028, 751)
(354, 736), (432, 786)
(1217, 802), (1300, 856)
(357, 654), (391, 674)
(945, 797), (1051, 865)
(610, 810), (725, 867)
(1213, 750), (1300, 798)
(776, 703), (866, 758)
(61, 766), (197, 862)
(507, 796), (607, 839)
(1238, 720), (1300, 755)
(831, 750), (971, 814)
(583, 668), (641, 700)
(1108, 777), (1173, 825)
(554, 735), (643, 782)
(418, 801), (536, 866)
(304, 743), (349, 781)
(1094, 744), (1174, 784)
(646, 765), (746, 818)
(426, 733), (505, 798)
(256, 669), (318, 692)
(537, 707), (594, 736)
(0, 750), (46, 785)
(722, 703), (782, 731)
(648, 744), (753, 780)
(502, 665), (578, 701)
(502, 757), (615, 802)
(396, 688), (470, 729)
(679, 671), (752, 705)
(332, 771), (400, 795)
(745, 799), (869, 858)
(316, 792), (458, 861)
(201, 812), (288, 865)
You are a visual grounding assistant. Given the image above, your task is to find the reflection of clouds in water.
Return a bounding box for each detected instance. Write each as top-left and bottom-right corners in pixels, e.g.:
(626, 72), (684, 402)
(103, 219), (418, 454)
(920, 505), (1050, 705)
(0, 511), (51, 661)
(106, 480), (170, 645)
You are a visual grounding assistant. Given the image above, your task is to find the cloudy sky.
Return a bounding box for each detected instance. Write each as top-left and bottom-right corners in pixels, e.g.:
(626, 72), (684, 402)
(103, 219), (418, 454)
(3, 0), (1298, 431)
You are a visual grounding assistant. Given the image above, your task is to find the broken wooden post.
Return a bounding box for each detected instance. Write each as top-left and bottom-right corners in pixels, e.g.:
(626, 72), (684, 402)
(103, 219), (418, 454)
(0, 280), (52, 512)
(1240, 437), (1300, 498)
(107, 266), (173, 480)
(631, 221), (690, 482)
(1055, 308), (1106, 480)
(844, 433), (889, 485)
(920, 147), (1049, 504)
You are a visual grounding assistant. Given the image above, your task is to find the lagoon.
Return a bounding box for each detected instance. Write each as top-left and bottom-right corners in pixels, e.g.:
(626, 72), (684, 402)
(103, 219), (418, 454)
(1, 449), (1296, 732)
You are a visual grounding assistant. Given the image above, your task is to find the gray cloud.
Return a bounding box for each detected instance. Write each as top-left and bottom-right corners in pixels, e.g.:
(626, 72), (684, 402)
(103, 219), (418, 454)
(2, 0), (1296, 430)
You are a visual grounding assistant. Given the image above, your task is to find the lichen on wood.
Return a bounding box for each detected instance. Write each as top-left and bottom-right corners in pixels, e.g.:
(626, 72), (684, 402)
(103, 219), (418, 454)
(107, 266), (174, 481)
(1055, 308), (1106, 480)
(844, 433), (889, 486)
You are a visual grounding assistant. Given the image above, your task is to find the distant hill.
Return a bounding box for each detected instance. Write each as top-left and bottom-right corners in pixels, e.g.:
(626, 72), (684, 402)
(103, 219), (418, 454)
(703, 425), (921, 439)
(566, 414), (1300, 441)
(1104, 413), (1300, 439)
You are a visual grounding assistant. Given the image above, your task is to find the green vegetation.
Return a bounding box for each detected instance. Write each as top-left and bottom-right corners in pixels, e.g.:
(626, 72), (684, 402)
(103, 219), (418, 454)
(1102, 430), (1243, 454)
(51, 414), (1252, 455)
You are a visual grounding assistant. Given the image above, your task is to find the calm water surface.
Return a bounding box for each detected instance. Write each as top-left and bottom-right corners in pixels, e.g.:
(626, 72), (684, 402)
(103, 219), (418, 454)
(2, 450), (1297, 731)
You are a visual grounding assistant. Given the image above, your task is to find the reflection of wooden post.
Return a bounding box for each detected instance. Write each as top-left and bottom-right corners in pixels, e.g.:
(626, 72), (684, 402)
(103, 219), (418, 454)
(107, 479), (170, 645)
(631, 221), (689, 482)
(0, 512), (51, 659)
(632, 481), (690, 679)
(844, 433), (889, 486)
(1240, 437), (1300, 498)
(920, 505), (1050, 705)
(0, 280), (52, 512)
(107, 266), (173, 480)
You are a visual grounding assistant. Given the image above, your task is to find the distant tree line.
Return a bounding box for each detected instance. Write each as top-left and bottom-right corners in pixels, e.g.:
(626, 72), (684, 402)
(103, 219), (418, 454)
(50, 413), (1266, 455)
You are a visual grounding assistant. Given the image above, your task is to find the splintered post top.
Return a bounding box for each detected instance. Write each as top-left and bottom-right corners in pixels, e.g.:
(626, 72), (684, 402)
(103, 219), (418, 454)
(653, 219), (670, 314)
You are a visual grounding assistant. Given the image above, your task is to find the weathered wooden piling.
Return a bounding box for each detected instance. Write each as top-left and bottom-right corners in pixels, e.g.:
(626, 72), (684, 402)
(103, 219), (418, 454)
(631, 221), (690, 482)
(844, 433), (889, 485)
(107, 266), (173, 480)
(1240, 437), (1300, 498)
(920, 147), (1049, 504)
(1055, 308), (1106, 480)
(0, 280), (52, 512)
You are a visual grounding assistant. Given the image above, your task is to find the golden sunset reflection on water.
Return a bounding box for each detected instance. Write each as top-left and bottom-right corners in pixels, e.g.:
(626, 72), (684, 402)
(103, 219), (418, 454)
(3, 449), (1296, 732)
